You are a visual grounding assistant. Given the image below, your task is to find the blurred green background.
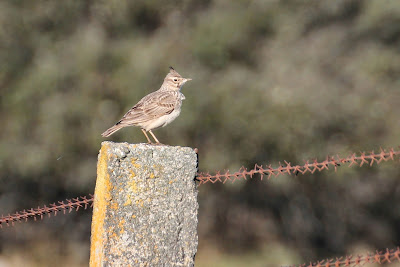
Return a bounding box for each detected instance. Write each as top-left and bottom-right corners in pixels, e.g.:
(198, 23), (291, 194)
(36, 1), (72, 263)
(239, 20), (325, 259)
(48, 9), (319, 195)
(1, 0), (400, 266)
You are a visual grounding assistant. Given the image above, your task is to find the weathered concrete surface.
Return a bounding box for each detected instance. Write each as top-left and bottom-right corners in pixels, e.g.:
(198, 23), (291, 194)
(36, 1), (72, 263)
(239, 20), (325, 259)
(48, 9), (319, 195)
(90, 142), (198, 267)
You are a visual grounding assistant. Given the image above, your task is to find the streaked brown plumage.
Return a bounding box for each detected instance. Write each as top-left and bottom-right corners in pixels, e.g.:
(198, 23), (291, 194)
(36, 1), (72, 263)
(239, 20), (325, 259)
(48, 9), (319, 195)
(101, 67), (191, 144)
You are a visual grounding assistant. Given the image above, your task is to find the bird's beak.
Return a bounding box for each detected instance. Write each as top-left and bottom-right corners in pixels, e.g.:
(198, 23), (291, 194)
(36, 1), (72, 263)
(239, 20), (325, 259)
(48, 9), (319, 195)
(182, 78), (192, 85)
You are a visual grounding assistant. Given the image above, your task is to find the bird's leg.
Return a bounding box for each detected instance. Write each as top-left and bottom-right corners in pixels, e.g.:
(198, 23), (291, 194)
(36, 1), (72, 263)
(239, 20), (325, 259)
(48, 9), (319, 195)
(148, 130), (161, 144)
(141, 129), (153, 144)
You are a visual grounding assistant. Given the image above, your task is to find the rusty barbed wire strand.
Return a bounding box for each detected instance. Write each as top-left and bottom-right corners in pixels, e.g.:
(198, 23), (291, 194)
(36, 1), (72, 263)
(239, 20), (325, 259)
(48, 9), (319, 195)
(0, 195), (94, 227)
(196, 147), (400, 185)
(2, 147), (400, 226)
(293, 247), (400, 267)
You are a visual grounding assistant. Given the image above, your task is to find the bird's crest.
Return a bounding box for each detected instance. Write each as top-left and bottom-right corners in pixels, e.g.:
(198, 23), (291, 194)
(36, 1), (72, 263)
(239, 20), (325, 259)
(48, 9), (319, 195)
(168, 66), (181, 77)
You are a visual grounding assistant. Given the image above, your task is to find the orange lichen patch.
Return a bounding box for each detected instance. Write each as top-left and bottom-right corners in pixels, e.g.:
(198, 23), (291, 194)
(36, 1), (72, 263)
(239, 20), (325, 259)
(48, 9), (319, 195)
(110, 231), (118, 239)
(132, 215), (136, 219)
(106, 227), (115, 235)
(149, 173), (155, 179)
(118, 219), (125, 234)
(90, 143), (112, 267)
(110, 201), (119, 210)
(136, 199), (144, 207)
(131, 158), (140, 168)
(169, 179), (177, 184)
(124, 195), (132, 206)
(129, 169), (136, 178)
(129, 180), (138, 194)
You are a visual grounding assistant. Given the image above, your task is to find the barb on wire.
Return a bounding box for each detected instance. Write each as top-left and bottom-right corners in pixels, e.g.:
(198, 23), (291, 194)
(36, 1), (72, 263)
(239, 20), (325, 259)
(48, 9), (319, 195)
(293, 247), (400, 267)
(0, 195), (94, 227)
(196, 147), (400, 185)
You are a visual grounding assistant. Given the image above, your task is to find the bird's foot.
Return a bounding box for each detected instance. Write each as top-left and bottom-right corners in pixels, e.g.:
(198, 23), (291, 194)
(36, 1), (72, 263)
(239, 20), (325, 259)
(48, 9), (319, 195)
(154, 142), (165, 146)
(144, 141), (164, 146)
(145, 141), (156, 145)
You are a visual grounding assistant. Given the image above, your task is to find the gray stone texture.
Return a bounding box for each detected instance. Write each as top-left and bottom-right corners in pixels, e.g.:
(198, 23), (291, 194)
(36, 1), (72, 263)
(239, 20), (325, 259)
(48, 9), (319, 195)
(91, 142), (198, 267)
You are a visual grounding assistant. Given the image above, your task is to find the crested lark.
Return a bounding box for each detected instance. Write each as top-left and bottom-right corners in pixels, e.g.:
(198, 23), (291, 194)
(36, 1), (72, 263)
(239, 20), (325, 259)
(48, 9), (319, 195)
(101, 67), (192, 144)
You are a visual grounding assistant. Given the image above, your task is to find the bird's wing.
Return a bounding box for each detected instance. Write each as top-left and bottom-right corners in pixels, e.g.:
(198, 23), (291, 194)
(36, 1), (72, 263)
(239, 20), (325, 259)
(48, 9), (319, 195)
(117, 91), (179, 125)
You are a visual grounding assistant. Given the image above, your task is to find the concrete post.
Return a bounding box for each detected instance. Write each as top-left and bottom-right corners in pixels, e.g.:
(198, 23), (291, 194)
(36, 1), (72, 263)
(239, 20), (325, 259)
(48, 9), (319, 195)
(90, 142), (198, 267)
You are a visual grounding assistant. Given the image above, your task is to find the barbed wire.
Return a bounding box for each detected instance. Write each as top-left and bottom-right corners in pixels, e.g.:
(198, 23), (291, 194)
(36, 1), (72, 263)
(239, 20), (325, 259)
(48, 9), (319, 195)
(1, 148), (400, 227)
(293, 247), (400, 267)
(0, 195), (94, 228)
(196, 147), (400, 184)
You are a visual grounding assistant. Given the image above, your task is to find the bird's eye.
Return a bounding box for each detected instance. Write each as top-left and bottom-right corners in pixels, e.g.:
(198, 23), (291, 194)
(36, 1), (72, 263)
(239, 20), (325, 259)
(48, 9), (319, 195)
(173, 78), (178, 82)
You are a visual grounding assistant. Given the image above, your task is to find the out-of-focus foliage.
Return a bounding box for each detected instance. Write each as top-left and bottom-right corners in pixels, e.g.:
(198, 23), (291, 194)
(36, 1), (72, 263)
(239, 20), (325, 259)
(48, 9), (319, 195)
(0, 0), (400, 266)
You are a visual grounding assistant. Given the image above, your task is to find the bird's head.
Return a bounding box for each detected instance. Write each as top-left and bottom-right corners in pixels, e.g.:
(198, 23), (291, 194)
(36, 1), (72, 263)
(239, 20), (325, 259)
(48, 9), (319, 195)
(163, 66), (192, 90)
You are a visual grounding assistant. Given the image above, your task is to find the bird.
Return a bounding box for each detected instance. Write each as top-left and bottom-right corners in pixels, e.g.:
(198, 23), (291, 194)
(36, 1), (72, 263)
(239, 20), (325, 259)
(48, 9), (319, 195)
(101, 66), (192, 144)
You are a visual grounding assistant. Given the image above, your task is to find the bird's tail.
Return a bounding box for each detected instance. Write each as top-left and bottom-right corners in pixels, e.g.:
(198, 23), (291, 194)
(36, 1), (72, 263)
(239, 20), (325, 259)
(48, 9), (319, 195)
(101, 123), (124, 137)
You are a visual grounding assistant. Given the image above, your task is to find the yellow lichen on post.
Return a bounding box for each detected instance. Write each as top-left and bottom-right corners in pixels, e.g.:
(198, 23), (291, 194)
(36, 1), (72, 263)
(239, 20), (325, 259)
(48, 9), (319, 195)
(89, 143), (112, 267)
(89, 142), (198, 266)
(129, 180), (138, 193)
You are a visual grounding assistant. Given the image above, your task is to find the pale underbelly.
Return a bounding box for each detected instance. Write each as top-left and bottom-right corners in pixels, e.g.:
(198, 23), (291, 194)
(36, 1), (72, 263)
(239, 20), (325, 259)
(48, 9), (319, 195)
(140, 109), (182, 131)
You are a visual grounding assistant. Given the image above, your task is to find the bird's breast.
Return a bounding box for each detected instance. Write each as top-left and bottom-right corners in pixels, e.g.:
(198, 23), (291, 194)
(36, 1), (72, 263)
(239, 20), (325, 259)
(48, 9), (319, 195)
(141, 109), (181, 131)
